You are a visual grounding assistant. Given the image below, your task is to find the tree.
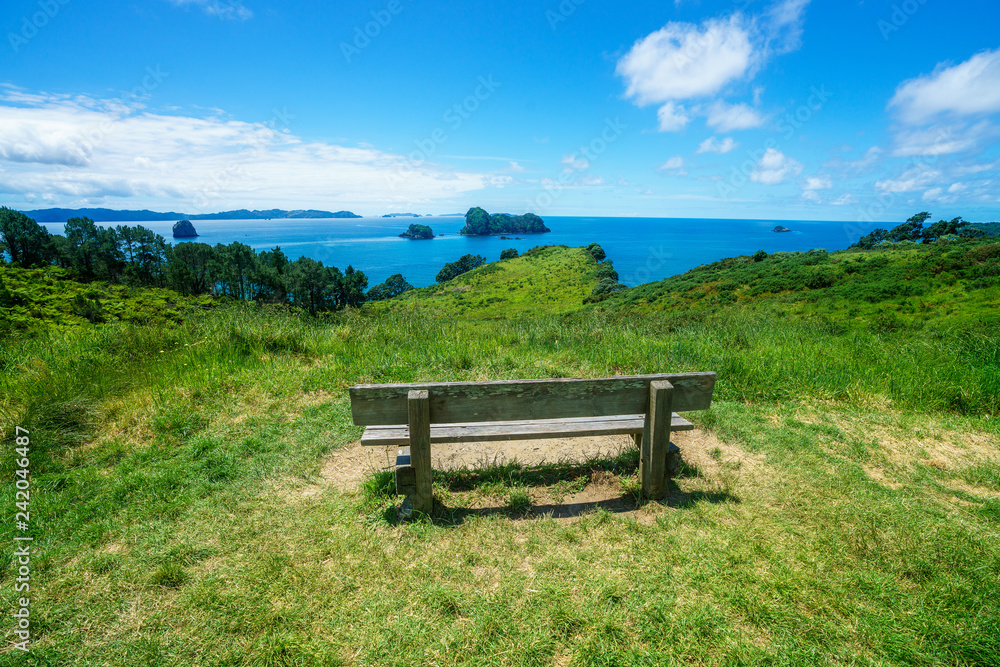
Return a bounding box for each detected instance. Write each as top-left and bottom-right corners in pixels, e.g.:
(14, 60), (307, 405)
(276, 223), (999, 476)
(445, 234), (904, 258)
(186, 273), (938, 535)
(500, 248), (519, 260)
(852, 228), (888, 250)
(167, 242), (213, 295)
(436, 254), (486, 283)
(256, 246), (290, 302)
(595, 260), (618, 282)
(921, 216), (968, 242)
(0, 207), (54, 268)
(288, 257), (334, 314)
(586, 242), (606, 262)
(368, 273), (413, 300)
(888, 211), (931, 242)
(337, 265), (368, 308)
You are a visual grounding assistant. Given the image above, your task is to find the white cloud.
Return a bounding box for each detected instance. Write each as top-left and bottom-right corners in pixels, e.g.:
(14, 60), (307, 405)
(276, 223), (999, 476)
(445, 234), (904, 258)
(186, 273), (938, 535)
(561, 154), (589, 171)
(697, 136), (738, 153)
(803, 176), (832, 190)
(750, 148), (802, 184)
(850, 146), (882, 172)
(922, 187), (943, 201)
(658, 156), (685, 171)
(875, 166), (942, 193)
(616, 1), (809, 133)
(830, 193), (857, 205)
(0, 89), (494, 211)
(890, 48), (1000, 124)
(167, 0), (253, 20)
(764, 0), (811, 55)
(706, 100), (765, 131)
(616, 15), (754, 105)
(891, 121), (998, 157)
(657, 102), (690, 131)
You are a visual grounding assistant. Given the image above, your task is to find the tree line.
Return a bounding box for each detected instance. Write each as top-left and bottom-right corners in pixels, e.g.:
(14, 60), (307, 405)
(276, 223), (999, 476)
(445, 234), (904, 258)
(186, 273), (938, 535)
(0, 207), (374, 314)
(851, 212), (985, 250)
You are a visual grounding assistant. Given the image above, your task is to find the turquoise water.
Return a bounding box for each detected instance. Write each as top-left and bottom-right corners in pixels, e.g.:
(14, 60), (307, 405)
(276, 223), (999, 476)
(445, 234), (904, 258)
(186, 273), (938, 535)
(40, 216), (880, 288)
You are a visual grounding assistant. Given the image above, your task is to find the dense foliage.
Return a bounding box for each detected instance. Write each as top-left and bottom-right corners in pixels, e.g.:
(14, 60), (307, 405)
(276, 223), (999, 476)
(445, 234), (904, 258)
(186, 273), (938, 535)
(851, 211), (984, 249)
(0, 207), (368, 314)
(603, 230), (1000, 336)
(367, 273), (414, 301)
(500, 248), (519, 260)
(436, 253), (486, 283)
(586, 242), (606, 262)
(460, 206), (550, 235)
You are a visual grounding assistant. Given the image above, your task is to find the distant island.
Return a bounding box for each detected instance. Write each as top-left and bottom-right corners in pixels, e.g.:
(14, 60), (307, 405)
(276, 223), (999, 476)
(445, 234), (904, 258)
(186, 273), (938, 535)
(460, 207), (550, 236)
(172, 220), (199, 238)
(383, 213), (421, 218)
(19, 207), (362, 223)
(772, 225), (792, 233)
(399, 223), (435, 239)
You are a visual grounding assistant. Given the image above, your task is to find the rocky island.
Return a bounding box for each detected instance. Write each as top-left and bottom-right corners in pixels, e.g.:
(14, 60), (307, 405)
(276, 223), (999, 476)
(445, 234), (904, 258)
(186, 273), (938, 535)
(384, 213), (421, 218)
(772, 225), (792, 233)
(399, 223), (435, 239)
(172, 219), (199, 238)
(460, 207), (550, 235)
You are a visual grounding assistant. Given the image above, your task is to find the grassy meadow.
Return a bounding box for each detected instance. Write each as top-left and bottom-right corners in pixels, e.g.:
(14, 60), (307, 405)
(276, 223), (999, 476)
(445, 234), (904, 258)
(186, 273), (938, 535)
(1, 240), (999, 666)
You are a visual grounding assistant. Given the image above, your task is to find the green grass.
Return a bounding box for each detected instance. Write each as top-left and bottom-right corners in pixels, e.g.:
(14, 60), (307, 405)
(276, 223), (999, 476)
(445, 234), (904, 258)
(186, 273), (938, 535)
(601, 238), (1000, 331)
(0, 241), (998, 665)
(373, 245), (602, 318)
(0, 264), (214, 335)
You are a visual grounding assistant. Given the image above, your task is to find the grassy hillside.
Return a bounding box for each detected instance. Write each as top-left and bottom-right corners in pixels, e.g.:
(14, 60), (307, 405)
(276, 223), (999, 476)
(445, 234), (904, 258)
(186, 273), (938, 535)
(0, 265), (213, 335)
(600, 238), (1000, 331)
(1, 242), (998, 665)
(374, 245), (601, 318)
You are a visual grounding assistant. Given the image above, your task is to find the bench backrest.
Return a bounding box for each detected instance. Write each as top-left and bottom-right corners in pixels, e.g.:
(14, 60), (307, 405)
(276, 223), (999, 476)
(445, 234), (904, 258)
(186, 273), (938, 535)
(349, 372), (716, 425)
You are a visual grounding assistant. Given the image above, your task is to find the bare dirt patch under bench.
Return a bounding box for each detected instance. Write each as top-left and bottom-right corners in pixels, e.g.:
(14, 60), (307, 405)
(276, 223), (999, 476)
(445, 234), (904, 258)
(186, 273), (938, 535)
(307, 429), (755, 521)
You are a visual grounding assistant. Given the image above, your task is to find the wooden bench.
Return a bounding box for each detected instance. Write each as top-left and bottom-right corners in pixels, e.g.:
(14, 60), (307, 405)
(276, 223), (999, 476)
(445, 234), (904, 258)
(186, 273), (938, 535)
(348, 372), (716, 514)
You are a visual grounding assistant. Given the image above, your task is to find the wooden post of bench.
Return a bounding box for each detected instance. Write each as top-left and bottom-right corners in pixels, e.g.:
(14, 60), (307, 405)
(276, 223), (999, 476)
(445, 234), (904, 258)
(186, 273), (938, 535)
(640, 380), (673, 499)
(407, 390), (433, 515)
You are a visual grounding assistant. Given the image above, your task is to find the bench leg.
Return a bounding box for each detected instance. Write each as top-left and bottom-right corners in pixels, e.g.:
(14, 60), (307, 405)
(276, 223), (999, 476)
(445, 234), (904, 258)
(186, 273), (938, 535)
(641, 380), (674, 499)
(407, 389), (433, 515)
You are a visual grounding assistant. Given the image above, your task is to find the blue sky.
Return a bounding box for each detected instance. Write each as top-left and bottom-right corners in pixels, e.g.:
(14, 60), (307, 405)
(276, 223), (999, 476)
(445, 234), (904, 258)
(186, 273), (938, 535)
(1, 0), (999, 222)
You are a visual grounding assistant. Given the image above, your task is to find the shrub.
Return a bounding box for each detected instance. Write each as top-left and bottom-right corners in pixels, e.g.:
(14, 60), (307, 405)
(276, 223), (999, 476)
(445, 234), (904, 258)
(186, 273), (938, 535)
(586, 243), (606, 262)
(500, 248), (519, 260)
(436, 254), (486, 283)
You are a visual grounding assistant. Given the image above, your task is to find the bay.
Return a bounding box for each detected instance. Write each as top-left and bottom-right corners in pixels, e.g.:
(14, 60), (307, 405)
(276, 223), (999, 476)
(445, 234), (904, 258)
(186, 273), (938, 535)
(40, 216), (881, 288)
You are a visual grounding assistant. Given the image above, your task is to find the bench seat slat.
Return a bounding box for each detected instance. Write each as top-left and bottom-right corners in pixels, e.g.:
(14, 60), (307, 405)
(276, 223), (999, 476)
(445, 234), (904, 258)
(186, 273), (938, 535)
(361, 413), (694, 447)
(349, 372), (716, 426)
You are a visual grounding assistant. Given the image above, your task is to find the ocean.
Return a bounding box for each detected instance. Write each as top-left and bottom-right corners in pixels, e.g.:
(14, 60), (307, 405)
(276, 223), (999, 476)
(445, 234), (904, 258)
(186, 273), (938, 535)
(39, 216), (881, 288)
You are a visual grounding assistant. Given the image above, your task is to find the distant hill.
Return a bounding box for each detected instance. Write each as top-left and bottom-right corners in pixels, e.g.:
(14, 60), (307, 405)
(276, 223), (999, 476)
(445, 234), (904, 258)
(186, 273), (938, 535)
(19, 207), (361, 223)
(969, 222), (1000, 236)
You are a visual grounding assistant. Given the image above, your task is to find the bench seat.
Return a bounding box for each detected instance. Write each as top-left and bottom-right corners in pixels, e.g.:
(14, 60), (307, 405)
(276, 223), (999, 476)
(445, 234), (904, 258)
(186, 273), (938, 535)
(360, 413), (694, 447)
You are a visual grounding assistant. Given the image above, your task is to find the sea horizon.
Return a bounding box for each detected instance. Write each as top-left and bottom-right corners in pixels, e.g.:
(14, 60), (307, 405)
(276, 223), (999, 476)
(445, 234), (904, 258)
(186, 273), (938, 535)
(39, 215), (884, 289)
